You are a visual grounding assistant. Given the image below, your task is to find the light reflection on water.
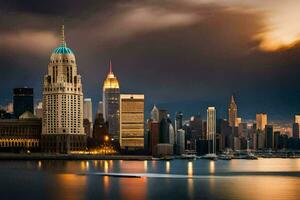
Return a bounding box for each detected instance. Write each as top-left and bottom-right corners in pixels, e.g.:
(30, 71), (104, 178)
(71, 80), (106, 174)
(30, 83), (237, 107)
(0, 159), (300, 200)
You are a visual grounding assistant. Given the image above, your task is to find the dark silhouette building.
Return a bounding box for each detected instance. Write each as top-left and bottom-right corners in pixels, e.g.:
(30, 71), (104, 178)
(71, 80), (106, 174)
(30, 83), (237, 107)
(292, 123), (299, 139)
(13, 88), (34, 118)
(265, 125), (273, 149)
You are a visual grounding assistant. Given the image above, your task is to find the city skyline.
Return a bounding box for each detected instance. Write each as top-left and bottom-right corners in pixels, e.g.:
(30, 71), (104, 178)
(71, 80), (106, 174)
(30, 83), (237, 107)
(1, 1), (300, 121)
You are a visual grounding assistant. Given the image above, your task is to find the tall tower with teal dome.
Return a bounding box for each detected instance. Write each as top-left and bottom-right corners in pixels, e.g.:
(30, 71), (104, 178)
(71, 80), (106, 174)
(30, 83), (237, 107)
(41, 25), (86, 153)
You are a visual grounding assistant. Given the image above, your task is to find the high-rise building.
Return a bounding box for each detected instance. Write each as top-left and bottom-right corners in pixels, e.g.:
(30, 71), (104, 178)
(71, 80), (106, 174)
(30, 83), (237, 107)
(119, 94), (144, 150)
(175, 111), (183, 132)
(83, 98), (93, 138)
(292, 123), (299, 139)
(83, 98), (93, 123)
(103, 61), (120, 141)
(265, 125), (273, 149)
(228, 95), (237, 127)
(41, 25), (86, 153)
(176, 129), (185, 155)
(238, 122), (248, 137)
(207, 107), (216, 154)
(256, 113), (267, 131)
(13, 87), (34, 118)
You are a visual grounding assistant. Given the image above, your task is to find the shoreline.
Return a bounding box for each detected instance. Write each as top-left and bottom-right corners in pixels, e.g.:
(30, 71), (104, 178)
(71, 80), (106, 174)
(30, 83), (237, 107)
(0, 153), (153, 161)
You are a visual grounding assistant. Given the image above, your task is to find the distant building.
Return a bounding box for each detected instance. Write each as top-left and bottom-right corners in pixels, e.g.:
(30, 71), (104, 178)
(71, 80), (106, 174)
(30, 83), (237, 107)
(292, 123), (299, 139)
(190, 115), (202, 149)
(228, 95), (237, 127)
(150, 105), (159, 122)
(6, 102), (13, 114)
(103, 61), (120, 141)
(274, 131), (281, 150)
(34, 101), (43, 119)
(13, 87), (34, 118)
(256, 113), (267, 131)
(238, 122), (248, 137)
(119, 94), (144, 150)
(92, 113), (108, 146)
(175, 111), (183, 132)
(149, 121), (160, 155)
(235, 117), (242, 127)
(207, 107), (216, 154)
(265, 125), (273, 149)
(176, 129), (185, 155)
(0, 111), (41, 151)
(97, 101), (104, 114)
(83, 98), (93, 138)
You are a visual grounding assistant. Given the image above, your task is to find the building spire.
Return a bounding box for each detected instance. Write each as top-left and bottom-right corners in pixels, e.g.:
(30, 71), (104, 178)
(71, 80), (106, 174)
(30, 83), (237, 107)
(231, 95), (235, 103)
(109, 60), (112, 74)
(61, 25), (66, 47)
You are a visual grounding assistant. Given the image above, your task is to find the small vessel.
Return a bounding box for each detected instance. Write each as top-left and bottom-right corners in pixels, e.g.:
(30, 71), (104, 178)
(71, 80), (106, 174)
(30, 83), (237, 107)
(218, 154), (232, 160)
(180, 154), (198, 160)
(201, 153), (218, 161)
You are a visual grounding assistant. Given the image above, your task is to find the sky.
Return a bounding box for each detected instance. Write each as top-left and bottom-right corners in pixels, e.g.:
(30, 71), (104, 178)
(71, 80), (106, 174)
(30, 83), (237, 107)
(0, 0), (300, 121)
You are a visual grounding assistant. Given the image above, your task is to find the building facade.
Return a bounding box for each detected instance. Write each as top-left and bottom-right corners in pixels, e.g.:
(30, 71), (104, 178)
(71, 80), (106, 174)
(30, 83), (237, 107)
(119, 94), (144, 150)
(41, 25), (86, 153)
(228, 95), (237, 127)
(0, 112), (41, 151)
(207, 107), (216, 154)
(83, 98), (93, 138)
(103, 61), (120, 141)
(256, 113), (267, 131)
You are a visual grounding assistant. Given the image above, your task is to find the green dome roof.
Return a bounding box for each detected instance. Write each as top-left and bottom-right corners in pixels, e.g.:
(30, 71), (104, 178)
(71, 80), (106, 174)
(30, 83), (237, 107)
(53, 45), (74, 54)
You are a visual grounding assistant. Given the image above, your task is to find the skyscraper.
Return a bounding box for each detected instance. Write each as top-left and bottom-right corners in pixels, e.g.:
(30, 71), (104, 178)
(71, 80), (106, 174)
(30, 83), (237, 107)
(228, 95), (237, 127)
(265, 125), (273, 149)
(103, 61), (120, 141)
(13, 87), (34, 118)
(41, 25), (86, 153)
(256, 113), (267, 131)
(83, 98), (93, 138)
(119, 94), (144, 150)
(292, 123), (299, 139)
(207, 107), (216, 154)
(175, 111), (183, 132)
(83, 98), (93, 123)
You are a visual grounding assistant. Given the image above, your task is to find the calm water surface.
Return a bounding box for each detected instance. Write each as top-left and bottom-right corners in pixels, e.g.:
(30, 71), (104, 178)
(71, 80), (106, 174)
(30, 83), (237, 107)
(0, 159), (300, 200)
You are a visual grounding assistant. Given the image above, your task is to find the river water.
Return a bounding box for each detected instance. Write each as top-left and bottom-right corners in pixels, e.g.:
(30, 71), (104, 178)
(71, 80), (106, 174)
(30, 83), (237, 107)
(0, 159), (299, 200)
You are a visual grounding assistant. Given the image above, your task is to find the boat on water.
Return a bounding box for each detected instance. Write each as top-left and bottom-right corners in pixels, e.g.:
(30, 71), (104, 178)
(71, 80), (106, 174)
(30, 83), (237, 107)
(233, 152), (258, 160)
(201, 153), (218, 161)
(152, 156), (174, 161)
(180, 154), (199, 160)
(218, 154), (232, 160)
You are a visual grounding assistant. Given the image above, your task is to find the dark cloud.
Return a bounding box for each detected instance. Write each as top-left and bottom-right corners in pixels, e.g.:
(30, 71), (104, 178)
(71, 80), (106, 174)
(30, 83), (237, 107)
(0, 0), (299, 121)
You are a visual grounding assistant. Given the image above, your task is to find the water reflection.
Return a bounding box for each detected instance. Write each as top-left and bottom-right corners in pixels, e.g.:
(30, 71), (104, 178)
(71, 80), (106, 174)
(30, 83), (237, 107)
(209, 161), (215, 174)
(188, 161), (193, 176)
(1, 159), (300, 200)
(55, 174), (87, 200)
(144, 160), (148, 171)
(104, 160), (109, 173)
(166, 161), (170, 173)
